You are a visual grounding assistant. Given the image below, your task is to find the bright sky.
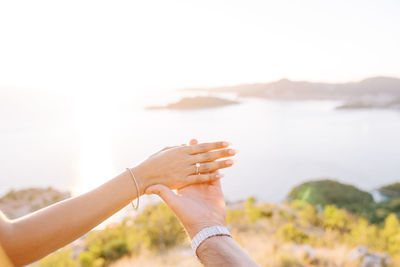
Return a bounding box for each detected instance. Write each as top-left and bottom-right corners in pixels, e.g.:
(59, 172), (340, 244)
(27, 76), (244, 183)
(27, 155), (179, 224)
(0, 0), (399, 94)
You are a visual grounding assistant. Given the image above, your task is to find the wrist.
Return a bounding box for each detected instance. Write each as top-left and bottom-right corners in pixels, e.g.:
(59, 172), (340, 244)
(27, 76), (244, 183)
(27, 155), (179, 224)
(187, 222), (226, 240)
(196, 235), (233, 260)
(191, 225), (231, 259)
(130, 164), (150, 196)
(196, 230), (260, 267)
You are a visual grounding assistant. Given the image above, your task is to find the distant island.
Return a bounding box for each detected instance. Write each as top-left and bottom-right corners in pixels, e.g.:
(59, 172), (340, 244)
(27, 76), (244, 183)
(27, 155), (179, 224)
(146, 96), (239, 110)
(186, 76), (400, 110)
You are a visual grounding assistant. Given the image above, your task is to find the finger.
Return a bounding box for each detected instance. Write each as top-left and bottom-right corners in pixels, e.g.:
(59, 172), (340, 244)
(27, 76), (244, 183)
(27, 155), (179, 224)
(188, 141), (230, 154)
(193, 159), (234, 173)
(186, 172), (224, 185)
(193, 148), (236, 163)
(145, 184), (178, 204)
(160, 145), (179, 152)
(189, 139), (198, 145)
(208, 178), (222, 187)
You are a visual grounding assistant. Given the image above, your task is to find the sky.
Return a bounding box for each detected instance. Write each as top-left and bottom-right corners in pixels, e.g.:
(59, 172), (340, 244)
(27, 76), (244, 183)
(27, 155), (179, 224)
(0, 0), (399, 94)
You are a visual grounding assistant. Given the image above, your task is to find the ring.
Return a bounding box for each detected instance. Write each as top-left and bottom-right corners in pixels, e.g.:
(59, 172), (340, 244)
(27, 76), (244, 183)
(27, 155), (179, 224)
(195, 163), (201, 175)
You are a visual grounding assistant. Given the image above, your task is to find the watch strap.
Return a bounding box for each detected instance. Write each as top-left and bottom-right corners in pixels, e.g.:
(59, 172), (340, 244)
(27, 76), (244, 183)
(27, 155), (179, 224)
(191, 225), (231, 259)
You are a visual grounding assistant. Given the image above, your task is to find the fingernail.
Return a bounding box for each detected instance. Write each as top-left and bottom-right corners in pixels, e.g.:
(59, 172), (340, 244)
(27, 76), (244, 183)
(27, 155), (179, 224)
(228, 149), (236, 155)
(226, 159), (234, 165)
(216, 173), (224, 178)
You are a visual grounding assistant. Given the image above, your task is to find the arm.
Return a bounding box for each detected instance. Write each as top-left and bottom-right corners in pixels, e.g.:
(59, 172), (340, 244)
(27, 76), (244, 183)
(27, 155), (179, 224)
(197, 236), (258, 267)
(0, 141), (234, 266)
(146, 181), (259, 267)
(146, 139), (259, 267)
(0, 171), (138, 266)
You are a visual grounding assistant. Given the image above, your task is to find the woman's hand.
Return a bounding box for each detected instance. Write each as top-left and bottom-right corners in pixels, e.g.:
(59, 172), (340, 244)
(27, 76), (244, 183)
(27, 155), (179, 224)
(133, 140), (236, 194)
(144, 139), (227, 238)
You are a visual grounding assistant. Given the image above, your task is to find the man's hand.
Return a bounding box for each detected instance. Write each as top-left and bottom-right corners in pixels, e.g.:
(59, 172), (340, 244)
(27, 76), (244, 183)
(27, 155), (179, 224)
(146, 139), (260, 267)
(145, 139), (227, 238)
(146, 179), (226, 238)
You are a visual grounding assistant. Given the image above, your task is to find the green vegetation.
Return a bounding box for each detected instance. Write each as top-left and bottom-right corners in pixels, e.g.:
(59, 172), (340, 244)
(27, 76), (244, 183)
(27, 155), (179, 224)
(380, 183), (400, 198)
(322, 205), (353, 232)
(276, 223), (310, 243)
(35, 249), (78, 267)
(34, 202), (185, 267)
(226, 196), (273, 225)
(34, 180), (400, 266)
(288, 179), (374, 214)
(288, 179), (400, 224)
(79, 203), (185, 266)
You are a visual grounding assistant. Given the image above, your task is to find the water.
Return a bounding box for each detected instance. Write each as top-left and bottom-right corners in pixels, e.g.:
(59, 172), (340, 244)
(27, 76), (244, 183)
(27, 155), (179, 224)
(1, 90), (400, 204)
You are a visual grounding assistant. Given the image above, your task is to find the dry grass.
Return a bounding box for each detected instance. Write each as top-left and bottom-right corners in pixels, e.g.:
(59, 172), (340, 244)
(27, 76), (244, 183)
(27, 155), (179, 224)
(111, 227), (362, 267)
(111, 245), (201, 267)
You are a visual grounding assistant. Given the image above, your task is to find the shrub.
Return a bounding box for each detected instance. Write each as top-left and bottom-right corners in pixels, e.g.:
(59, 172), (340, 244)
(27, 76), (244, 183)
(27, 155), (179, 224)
(34, 249), (78, 267)
(279, 255), (305, 267)
(78, 202), (185, 266)
(245, 197), (273, 223)
(276, 223), (310, 244)
(227, 209), (248, 224)
(382, 213), (400, 254)
(134, 202), (186, 250)
(345, 217), (380, 249)
(322, 205), (352, 232)
(290, 200), (320, 226)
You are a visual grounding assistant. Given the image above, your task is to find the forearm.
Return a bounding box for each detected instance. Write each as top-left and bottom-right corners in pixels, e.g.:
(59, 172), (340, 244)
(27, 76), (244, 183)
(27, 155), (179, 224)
(197, 236), (259, 267)
(2, 169), (140, 266)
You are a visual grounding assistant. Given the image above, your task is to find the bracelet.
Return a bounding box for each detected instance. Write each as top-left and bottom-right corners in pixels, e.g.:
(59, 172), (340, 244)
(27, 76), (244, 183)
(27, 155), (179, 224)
(191, 225), (231, 259)
(126, 167), (140, 210)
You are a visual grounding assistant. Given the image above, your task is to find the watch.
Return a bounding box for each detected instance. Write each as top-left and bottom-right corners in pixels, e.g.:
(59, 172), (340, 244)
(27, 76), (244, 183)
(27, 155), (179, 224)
(191, 225), (231, 259)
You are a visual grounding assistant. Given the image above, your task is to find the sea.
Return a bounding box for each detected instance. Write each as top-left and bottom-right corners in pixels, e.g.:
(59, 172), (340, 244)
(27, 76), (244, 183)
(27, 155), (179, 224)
(1, 89), (400, 220)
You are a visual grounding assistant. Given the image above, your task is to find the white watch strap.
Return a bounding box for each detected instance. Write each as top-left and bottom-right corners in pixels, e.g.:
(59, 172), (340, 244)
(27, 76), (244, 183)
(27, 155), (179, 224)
(191, 226), (231, 258)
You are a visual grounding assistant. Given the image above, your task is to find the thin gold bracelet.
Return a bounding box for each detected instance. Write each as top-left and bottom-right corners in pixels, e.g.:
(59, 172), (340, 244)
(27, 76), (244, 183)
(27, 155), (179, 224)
(126, 167), (140, 210)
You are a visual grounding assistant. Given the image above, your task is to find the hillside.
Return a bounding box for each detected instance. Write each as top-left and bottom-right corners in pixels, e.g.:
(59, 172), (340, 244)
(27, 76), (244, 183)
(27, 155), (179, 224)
(3, 182), (400, 266)
(288, 179), (374, 214)
(0, 187), (70, 219)
(34, 197), (399, 267)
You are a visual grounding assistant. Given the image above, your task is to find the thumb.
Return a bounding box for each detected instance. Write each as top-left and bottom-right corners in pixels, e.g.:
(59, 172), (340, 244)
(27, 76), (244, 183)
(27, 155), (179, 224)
(145, 184), (178, 205)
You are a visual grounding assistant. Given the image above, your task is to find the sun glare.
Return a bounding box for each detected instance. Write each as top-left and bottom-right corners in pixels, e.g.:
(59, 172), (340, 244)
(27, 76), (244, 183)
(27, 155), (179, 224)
(73, 95), (115, 196)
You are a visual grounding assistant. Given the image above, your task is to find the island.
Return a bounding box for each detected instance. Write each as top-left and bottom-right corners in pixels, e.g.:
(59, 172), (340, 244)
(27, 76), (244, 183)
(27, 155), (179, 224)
(146, 96), (239, 110)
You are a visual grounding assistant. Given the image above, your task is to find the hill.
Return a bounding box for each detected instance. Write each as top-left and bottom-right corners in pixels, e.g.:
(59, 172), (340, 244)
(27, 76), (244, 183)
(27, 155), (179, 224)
(288, 179), (374, 215)
(379, 183), (400, 200)
(0, 187), (70, 219)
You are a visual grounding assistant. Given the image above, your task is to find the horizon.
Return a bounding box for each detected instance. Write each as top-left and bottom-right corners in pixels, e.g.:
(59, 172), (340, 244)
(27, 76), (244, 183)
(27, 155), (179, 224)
(2, 75), (400, 94)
